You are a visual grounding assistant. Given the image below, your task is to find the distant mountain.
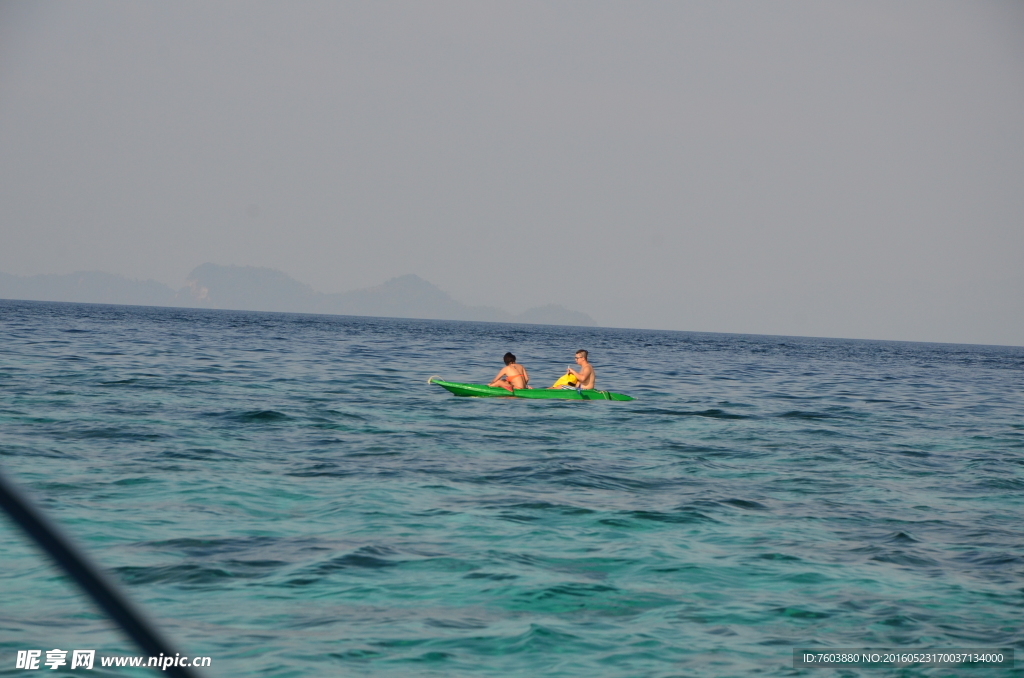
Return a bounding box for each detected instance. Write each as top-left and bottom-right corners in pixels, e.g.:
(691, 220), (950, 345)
(515, 304), (596, 328)
(179, 263), (318, 312)
(0, 271), (177, 306)
(1, 264), (596, 326)
(323, 274), (508, 322)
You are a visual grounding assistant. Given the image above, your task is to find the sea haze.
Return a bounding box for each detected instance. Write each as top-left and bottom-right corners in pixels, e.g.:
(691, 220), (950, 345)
(0, 264), (597, 326)
(0, 300), (1021, 677)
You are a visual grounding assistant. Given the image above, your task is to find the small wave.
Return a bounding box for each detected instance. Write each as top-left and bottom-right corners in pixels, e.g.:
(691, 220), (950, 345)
(879, 614), (919, 627)
(627, 509), (715, 524)
(160, 447), (239, 460)
(509, 584), (678, 617)
(979, 477), (1024, 491)
(779, 410), (833, 420)
(328, 649), (383, 661)
(884, 531), (919, 544)
(286, 463), (355, 478)
(450, 623), (581, 655)
(781, 571), (831, 584)
(774, 607), (831, 619)
(463, 572), (518, 581)
(478, 464), (668, 491)
(320, 409), (368, 421)
(891, 446), (931, 457)
(496, 512), (542, 523)
(208, 409), (290, 422)
(722, 498), (769, 511)
(112, 477), (156, 486)
(870, 551), (940, 568)
(143, 535), (284, 556)
(115, 564), (235, 586)
(424, 617), (489, 629)
(637, 407), (751, 420)
(403, 651), (455, 663)
(70, 427), (166, 441)
(758, 553), (801, 561)
(311, 548), (400, 574)
(501, 501), (594, 515)
(954, 551), (1024, 567)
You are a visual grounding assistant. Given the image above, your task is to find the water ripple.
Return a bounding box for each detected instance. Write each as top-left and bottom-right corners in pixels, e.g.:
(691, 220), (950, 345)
(1, 300), (1022, 677)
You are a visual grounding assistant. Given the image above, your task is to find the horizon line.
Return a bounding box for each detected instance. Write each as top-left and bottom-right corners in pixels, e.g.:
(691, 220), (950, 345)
(2, 296), (1020, 350)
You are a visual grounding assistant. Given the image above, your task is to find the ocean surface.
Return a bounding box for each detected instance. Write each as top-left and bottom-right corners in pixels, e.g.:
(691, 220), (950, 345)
(1, 299), (1022, 677)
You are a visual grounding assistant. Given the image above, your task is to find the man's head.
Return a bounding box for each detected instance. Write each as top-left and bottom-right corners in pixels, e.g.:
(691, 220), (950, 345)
(575, 349), (588, 363)
(503, 352), (516, 365)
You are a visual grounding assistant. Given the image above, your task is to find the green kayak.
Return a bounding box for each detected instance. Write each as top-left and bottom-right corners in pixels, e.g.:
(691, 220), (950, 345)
(429, 377), (634, 401)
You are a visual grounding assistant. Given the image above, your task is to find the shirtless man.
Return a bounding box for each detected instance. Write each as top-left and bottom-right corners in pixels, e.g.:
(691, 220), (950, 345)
(489, 352), (529, 392)
(565, 349), (595, 390)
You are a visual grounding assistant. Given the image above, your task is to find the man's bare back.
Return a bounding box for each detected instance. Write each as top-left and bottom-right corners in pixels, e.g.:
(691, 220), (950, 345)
(489, 352), (529, 392)
(566, 349), (595, 389)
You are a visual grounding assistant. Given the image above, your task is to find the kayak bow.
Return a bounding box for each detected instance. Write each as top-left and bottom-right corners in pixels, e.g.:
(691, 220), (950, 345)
(428, 377), (634, 401)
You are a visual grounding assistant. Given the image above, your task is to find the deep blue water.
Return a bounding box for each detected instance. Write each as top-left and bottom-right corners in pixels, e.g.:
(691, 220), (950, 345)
(1, 300), (1022, 677)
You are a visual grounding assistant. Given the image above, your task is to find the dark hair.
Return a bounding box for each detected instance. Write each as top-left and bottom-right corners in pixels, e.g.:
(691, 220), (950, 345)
(503, 352), (516, 365)
(576, 349), (588, 359)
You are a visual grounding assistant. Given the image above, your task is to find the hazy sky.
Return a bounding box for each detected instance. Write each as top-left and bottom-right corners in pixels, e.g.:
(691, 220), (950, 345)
(1, 1), (1022, 345)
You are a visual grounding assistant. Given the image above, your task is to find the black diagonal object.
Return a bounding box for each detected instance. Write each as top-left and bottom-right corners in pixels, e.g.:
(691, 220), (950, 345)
(0, 468), (201, 678)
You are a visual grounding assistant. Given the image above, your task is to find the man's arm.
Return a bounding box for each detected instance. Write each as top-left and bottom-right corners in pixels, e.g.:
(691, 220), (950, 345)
(568, 365), (591, 380)
(569, 364), (594, 387)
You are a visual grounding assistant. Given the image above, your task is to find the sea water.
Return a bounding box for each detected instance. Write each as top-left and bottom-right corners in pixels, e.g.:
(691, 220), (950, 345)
(0, 300), (1021, 677)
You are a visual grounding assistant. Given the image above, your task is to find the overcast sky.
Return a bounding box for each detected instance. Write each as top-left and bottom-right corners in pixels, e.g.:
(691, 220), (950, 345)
(1, 1), (1022, 345)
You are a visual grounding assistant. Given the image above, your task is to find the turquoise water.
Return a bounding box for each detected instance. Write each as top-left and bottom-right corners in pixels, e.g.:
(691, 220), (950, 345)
(1, 300), (1022, 677)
